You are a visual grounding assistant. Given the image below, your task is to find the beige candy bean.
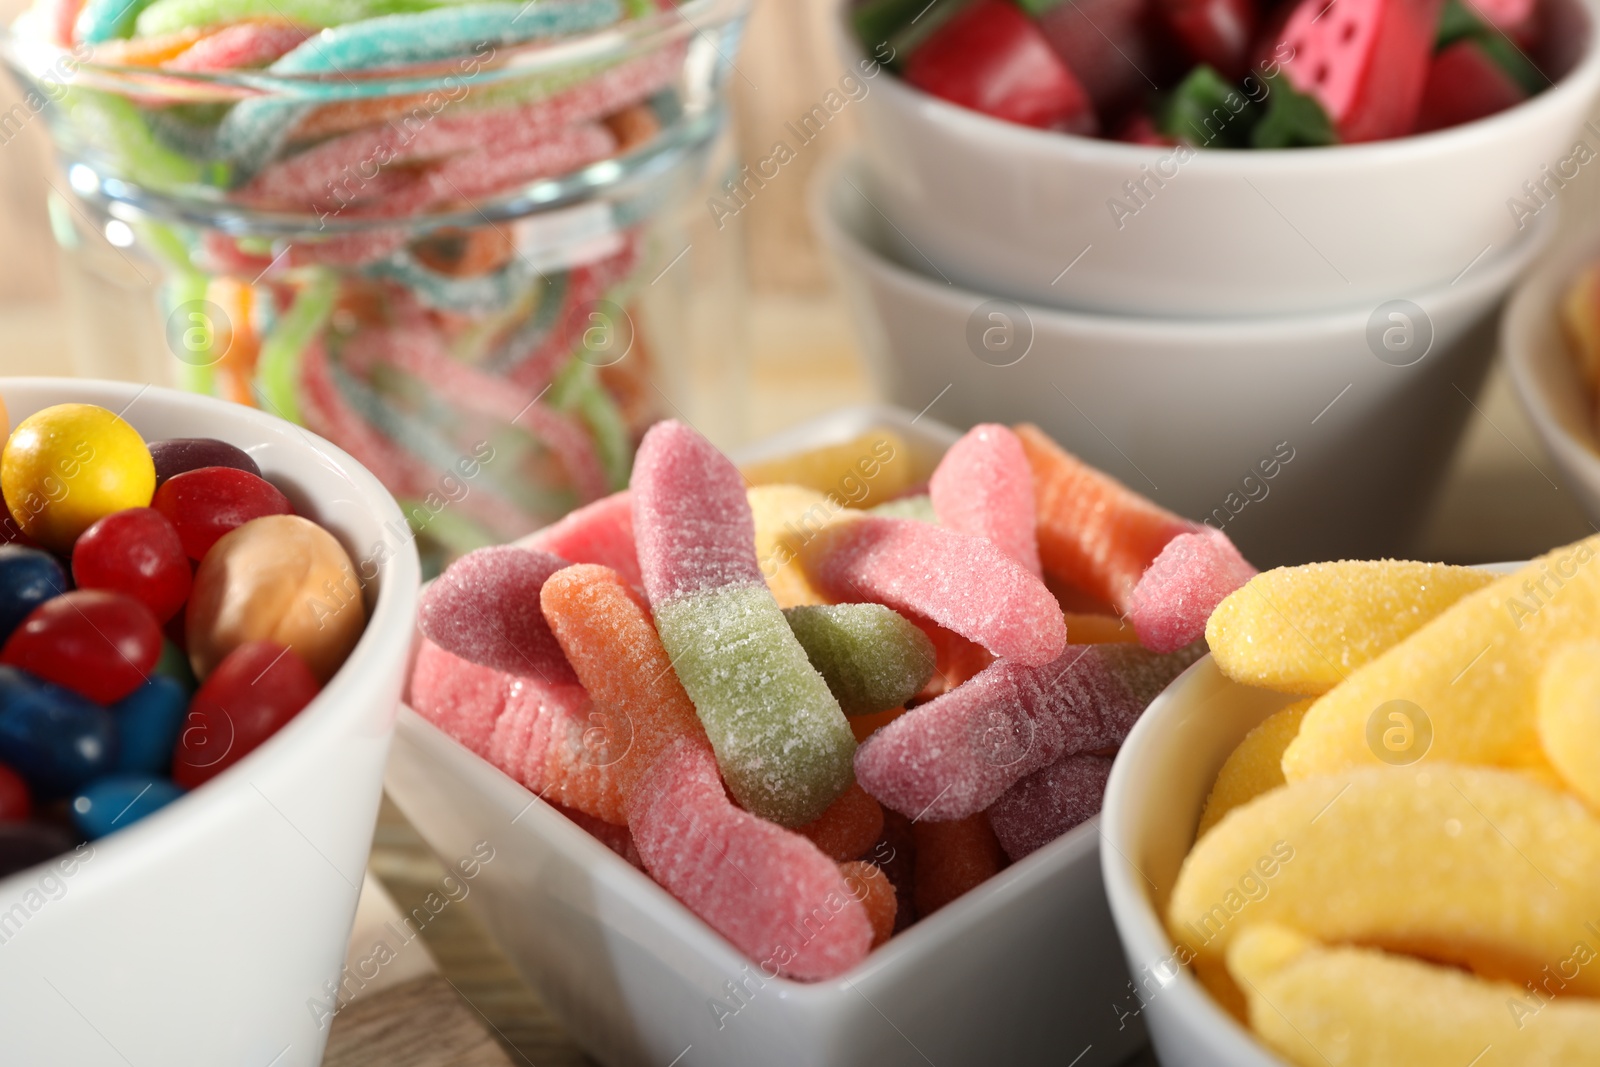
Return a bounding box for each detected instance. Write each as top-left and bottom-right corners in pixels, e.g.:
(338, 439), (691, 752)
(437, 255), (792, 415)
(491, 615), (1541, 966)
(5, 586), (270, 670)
(187, 515), (366, 683)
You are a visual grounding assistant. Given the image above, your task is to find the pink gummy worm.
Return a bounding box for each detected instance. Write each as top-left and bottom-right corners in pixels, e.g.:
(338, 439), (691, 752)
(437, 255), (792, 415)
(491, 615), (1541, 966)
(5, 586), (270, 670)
(928, 423), (1042, 577)
(802, 516), (1066, 668)
(244, 46), (680, 208)
(987, 752), (1114, 861)
(166, 21), (314, 72)
(632, 420), (767, 603)
(517, 490), (641, 588)
(629, 738), (874, 981)
(853, 642), (1201, 821)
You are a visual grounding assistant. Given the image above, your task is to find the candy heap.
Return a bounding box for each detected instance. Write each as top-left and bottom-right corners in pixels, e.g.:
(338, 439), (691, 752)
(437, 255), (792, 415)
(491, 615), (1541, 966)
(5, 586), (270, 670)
(0, 398), (367, 878)
(854, 0), (1549, 145)
(1171, 549), (1600, 1065)
(412, 418), (1255, 977)
(14, 0), (717, 558)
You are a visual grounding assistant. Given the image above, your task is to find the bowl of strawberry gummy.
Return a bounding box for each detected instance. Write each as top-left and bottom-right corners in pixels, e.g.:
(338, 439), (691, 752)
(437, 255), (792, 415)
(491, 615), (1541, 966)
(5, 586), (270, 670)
(386, 405), (1264, 1066)
(0, 378), (419, 1067)
(838, 0), (1600, 317)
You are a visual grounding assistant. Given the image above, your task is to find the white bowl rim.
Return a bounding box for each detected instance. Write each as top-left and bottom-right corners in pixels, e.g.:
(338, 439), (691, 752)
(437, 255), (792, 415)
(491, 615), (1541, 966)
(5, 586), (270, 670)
(811, 150), (1559, 335)
(1502, 233), (1600, 490)
(0, 377), (420, 894)
(835, 0), (1600, 170)
(1099, 561), (1525, 1066)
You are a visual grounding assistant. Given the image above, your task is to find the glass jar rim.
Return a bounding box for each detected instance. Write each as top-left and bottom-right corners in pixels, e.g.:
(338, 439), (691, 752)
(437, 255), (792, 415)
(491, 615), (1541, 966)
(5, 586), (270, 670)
(3, 0), (745, 103)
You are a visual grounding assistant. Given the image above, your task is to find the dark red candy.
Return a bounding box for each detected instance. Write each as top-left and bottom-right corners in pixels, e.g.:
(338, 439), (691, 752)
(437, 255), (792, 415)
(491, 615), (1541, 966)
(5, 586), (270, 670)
(1415, 40), (1527, 133)
(1157, 0), (1255, 77)
(0, 822), (77, 879)
(1, 590), (164, 705)
(149, 437), (262, 487)
(71, 508), (193, 623)
(152, 466), (293, 561)
(906, 0), (1098, 133)
(0, 762), (30, 821)
(172, 641), (321, 789)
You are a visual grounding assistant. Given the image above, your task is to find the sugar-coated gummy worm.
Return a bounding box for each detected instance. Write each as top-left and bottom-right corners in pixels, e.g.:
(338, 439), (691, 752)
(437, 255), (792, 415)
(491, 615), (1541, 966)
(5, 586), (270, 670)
(633, 420), (857, 828)
(1125, 525), (1256, 653)
(518, 491), (640, 587)
(783, 603), (935, 717)
(538, 563), (711, 809)
(629, 738), (874, 980)
(987, 752), (1113, 861)
(137, 0), (450, 38)
(1014, 423), (1195, 614)
(800, 515), (1066, 667)
(855, 641), (1205, 821)
(795, 782), (884, 862)
(418, 545), (579, 684)
(910, 814), (1004, 917)
(166, 21), (315, 72)
(75, 0), (159, 43)
(928, 423), (1042, 576)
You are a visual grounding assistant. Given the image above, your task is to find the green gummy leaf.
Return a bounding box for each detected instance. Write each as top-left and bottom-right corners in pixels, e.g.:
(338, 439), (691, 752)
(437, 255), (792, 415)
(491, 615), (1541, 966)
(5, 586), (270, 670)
(1250, 75), (1339, 149)
(1159, 64), (1259, 148)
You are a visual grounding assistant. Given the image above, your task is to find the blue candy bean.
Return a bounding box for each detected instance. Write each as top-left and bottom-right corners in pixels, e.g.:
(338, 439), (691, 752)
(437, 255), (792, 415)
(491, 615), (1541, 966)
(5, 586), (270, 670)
(0, 667), (118, 796)
(71, 774), (183, 840)
(112, 677), (188, 776)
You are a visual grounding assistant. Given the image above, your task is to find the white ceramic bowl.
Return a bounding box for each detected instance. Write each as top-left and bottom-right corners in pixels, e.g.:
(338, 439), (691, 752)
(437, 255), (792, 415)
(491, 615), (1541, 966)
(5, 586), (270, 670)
(813, 152), (1556, 568)
(839, 0), (1600, 318)
(1098, 565), (1517, 1067)
(1503, 231), (1600, 525)
(0, 379), (419, 1067)
(385, 405), (1152, 1067)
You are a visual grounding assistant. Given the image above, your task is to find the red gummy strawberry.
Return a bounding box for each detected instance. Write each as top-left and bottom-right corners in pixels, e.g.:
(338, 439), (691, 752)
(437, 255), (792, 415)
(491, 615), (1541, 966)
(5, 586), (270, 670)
(1415, 39), (1528, 131)
(1158, 0), (1257, 77)
(905, 0), (1098, 133)
(1275, 0), (1445, 142)
(1034, 0), (1170, 114)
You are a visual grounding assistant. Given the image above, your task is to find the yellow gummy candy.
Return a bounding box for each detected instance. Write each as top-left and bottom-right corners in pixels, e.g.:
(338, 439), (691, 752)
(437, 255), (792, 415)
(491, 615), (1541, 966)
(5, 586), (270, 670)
(1169, 764), (1600, 995)
(1228, 924), (1600, 1067)
(749, 485), (840, 609)
(1539, 640), (1600, 811)
(1206, 560), (1494, 696)
(1195, 700), (1312, 838)
(740, 430), (913, 510)
(1284, 537), (1600, 780)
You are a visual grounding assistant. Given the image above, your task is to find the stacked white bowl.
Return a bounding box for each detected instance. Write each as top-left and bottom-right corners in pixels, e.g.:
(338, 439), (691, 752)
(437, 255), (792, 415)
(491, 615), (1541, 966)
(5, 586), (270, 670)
(813, 0), (1600, 566)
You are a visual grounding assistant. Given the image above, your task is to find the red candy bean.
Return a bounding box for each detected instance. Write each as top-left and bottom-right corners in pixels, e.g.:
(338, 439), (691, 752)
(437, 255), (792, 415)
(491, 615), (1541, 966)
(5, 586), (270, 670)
(71, 507), (193, 622)
(172, 641), (320, 788)
(1, 590), (163, 705)
(152, 466), (293, 560)
(0, 763), (31, 821)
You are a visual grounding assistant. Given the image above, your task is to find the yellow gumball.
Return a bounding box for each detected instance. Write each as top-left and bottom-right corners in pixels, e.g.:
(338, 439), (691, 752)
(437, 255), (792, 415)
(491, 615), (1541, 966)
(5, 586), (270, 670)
(2, 403), (156, 553)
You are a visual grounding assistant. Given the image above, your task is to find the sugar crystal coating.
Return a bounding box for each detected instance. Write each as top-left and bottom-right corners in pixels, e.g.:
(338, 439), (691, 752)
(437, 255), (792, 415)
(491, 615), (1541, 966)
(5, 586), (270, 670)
(796, 782), (885, 862)
(629, 738), (873, 980)
(1284, 537), (1600, 781)
(634, 421), (855, 827)
(800, 515), (1066, 667)
(855, 641), (1204, 820)
(1537, 641), (1600, 811)
(1015, 423), (1194, 613)
(988, 753), (1113, 860)
(1196, 699), (1312, 838)
(1170, 764), (1600, 996)
(1207, 560), (1495, 696)
(1127, 526), (1257, 653)
(417, 545), (577, 684)
(783, 603), (936, 717)
(929, 423), (1042, 576)
(1228, 924), (1600, 1067)
(519, 491), (640, 589)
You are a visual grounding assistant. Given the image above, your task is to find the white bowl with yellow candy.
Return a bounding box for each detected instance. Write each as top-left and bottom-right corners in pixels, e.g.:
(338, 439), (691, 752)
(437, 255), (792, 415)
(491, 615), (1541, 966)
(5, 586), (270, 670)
(1100, 546), (1600, 1067)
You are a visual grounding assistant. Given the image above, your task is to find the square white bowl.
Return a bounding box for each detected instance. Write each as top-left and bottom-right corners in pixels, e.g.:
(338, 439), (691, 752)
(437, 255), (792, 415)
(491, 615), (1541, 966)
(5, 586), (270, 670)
(385, 404), (1151, 1067)
(0, 378), (420, 1067)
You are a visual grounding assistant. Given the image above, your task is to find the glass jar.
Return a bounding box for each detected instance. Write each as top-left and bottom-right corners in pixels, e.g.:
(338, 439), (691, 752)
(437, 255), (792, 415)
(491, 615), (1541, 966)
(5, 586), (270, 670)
(7, 0), (750, 564)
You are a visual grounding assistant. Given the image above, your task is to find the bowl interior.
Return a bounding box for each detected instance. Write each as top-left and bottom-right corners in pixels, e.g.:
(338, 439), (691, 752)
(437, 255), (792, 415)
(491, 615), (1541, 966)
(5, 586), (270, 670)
(0, 378), (420, 893)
